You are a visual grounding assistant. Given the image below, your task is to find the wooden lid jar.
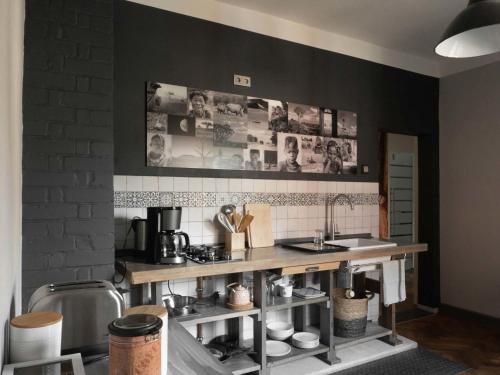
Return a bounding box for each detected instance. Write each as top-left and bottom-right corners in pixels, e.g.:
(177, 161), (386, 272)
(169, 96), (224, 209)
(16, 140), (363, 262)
(124, 305), (168, 375)
(108, 314), (163, 375)
(10, 311), (63, 363)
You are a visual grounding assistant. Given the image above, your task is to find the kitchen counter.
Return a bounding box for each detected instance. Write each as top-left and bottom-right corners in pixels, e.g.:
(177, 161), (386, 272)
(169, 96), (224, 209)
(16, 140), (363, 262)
(117, 242), (427, 285)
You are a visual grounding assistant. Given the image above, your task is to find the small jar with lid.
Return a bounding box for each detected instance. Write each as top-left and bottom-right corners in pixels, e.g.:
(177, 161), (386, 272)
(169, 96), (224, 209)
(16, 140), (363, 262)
(10, 311), (63, 363)
(108, 313), (162, 375)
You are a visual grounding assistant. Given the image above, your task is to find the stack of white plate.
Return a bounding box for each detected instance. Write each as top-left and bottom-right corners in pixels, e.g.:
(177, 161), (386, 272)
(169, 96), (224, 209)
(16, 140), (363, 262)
(266, 321), (294, 341)
(291, 332), (320, 349)
(266, 340), (291, 357)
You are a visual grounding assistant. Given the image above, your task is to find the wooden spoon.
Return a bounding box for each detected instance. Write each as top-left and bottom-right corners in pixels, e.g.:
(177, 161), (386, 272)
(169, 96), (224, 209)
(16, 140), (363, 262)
(237, 214), (254, 233)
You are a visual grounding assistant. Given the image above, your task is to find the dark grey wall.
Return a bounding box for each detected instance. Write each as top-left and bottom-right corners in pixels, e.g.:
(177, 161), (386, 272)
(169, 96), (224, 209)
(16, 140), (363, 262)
(114, 1), (439, 183)
(114, 1), (440, 307)
(114, 0), (440, 306)
(22, 0), (114, 308)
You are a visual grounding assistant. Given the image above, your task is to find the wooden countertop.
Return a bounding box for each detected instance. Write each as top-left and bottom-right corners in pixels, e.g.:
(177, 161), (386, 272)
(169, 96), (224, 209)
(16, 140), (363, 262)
(118, 242), (427, 285)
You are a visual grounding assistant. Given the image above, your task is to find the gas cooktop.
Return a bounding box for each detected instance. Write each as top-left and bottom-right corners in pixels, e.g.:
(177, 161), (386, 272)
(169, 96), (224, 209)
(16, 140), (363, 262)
(185, 245), (243, 264)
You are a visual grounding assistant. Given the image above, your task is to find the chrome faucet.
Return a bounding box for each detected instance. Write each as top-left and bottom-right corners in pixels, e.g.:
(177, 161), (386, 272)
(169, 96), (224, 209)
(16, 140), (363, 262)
(328, 194), (355, 240)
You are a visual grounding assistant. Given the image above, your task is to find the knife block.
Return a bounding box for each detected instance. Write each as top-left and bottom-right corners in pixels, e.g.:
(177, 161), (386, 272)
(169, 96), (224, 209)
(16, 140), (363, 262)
(225, 232), (246, 251)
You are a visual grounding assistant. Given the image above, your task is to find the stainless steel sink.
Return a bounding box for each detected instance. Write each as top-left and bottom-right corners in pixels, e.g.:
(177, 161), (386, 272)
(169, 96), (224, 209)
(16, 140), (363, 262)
(324, 238), (397, 250)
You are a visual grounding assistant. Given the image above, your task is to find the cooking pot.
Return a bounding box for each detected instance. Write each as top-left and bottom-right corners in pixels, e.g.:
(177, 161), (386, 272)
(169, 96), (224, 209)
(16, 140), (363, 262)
(163, 295), (197, 316)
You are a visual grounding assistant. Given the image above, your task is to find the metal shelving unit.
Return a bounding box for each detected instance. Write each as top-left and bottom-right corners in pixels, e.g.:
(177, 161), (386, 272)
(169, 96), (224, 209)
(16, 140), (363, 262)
(265, 295), (329, 312)
(176, 300), (260, 326)
(172, 269), (398, 375)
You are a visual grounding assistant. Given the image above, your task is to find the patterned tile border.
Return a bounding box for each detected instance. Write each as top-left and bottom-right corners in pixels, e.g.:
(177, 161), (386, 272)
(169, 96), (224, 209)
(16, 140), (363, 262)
(114, 191), (379, 208)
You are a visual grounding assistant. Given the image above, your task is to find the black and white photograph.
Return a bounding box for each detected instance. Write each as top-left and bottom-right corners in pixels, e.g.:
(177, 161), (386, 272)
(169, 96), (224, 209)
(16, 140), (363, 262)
(147, 112), (168, 132)
(322, 138), (344, 174)
(264, 150), (278, 171)
(268, 99), (288, 132)
(187, 88), (214, 119)
(166, 115), (196, 136)
(300, 135), (324, 173)
(320, 107), (336, 137)
(288, 103), (321, 135)
(247, 97), (269, 131)
(144, 81), (358, 174)
(168, 136), (209, 168)
(337, 110), (357, 138)
(244, 147), (264, 171)
(211, 147), (244, 170)
(147, 82), (188, 114)
(195, 118), (214, 139)
(247, 129), (277, 148)
(213, 92), (247, 119)
(146, 131), (172, 167)
(277, 133), (302, 173)
(336, 137), (357, 174)
(213, 118), (248, 149)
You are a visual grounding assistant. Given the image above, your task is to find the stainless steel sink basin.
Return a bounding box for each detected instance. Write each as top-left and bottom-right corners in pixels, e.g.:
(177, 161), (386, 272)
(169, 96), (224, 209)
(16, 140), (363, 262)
(324, 238), (397, 250)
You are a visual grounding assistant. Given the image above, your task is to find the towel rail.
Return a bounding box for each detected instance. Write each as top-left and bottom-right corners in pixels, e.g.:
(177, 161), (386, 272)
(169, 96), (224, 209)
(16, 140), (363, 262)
(341, 254), (407, 273)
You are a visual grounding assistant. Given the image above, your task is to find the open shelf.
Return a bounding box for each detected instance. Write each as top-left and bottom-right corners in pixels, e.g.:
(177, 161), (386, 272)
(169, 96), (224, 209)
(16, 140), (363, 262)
(266, 342), (329, 368)
(175, 300), (260, 326)
(333, 322), (391, 350)
(223, 353), (260, 375)
(266, 295), (329, 312)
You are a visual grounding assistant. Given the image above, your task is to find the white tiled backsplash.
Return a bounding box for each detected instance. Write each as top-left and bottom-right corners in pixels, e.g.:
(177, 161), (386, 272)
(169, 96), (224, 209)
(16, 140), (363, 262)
(113, 175), (379, 249)
(113, 175), (380, 342)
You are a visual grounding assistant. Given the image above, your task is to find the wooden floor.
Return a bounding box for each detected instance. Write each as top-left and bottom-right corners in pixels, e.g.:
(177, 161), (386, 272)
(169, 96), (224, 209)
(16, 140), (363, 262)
(397, 309), (500, 374)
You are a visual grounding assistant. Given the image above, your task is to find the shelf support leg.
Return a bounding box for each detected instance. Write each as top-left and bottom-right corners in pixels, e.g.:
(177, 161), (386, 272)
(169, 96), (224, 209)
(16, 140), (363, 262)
(318, 270), (340, 365)
(379, 269), (402, 346)
(227, 273), (245, 348)
(293, 274), (308, 331)
(140, 283), (150, 305)
(253, 270), (267, 374)
(151, 281), (162, 305)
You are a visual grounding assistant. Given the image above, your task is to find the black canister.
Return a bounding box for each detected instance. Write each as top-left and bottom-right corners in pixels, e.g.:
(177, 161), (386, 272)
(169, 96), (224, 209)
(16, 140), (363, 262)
(132, 218), (148, 251)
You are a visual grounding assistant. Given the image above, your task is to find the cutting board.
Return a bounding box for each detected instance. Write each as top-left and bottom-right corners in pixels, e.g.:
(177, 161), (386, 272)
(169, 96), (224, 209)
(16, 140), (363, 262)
(244, 203), (274, 248)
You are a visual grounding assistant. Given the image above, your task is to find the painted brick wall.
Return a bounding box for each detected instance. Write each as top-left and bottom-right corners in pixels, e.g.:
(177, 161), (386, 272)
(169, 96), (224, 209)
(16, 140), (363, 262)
(22, 0), (114, 308)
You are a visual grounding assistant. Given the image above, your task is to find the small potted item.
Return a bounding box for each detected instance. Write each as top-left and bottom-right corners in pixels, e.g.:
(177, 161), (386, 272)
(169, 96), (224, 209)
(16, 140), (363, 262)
(226, 283), (253, 310)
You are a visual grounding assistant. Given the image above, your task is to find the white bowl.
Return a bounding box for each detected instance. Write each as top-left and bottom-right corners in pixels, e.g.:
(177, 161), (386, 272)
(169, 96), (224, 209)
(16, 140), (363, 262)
(291, 332), (319, 349)
(267, 321), (294, 341)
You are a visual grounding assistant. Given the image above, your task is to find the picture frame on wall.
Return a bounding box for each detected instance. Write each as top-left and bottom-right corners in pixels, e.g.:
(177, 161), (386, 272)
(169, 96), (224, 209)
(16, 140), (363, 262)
(145, 81), (358, 176)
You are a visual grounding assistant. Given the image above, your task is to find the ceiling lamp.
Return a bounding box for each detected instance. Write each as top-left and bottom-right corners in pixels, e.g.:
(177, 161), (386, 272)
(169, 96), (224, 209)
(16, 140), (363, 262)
(435, 0), (500, 58)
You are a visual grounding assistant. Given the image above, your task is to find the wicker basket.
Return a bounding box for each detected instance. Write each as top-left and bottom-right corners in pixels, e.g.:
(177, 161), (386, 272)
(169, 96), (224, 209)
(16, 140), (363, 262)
(333, 289), (372, 338)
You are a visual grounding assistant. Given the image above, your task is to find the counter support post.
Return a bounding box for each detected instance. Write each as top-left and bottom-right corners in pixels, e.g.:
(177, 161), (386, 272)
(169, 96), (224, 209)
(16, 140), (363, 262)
(318, 270), (340, 365)
(293, 274), (308, 331)
(379, 269), (402, 346)
(140, 283), (150, 305)
(227, 273), (245, 348)
(151, 282), (163, 305)
(253, 270), (267, 374)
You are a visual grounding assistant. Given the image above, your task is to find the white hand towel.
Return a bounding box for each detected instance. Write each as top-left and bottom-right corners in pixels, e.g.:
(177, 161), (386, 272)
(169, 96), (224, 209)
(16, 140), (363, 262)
(382, 259), (406, 306)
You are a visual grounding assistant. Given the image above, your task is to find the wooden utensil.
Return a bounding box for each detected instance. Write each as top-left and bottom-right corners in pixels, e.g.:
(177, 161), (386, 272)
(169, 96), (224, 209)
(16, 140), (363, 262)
(232, 212), (242, 230)
(244, 204), (274, 248)
(237, 214), (254, 233)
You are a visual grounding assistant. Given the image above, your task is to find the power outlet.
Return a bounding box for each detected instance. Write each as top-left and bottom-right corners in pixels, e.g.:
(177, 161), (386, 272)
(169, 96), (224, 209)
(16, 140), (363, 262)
(234, 74), (251, 87)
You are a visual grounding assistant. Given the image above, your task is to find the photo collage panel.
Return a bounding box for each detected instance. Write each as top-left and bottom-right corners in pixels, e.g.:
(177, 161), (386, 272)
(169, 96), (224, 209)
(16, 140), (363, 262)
(146, 82), (358, 174)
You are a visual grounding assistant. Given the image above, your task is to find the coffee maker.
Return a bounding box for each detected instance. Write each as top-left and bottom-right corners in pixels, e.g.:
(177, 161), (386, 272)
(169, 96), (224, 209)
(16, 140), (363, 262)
(146, 207), (190, 264)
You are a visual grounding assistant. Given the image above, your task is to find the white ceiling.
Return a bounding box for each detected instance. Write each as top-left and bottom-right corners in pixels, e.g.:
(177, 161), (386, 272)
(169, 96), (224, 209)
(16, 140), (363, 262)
(215, 0), (500, 76)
